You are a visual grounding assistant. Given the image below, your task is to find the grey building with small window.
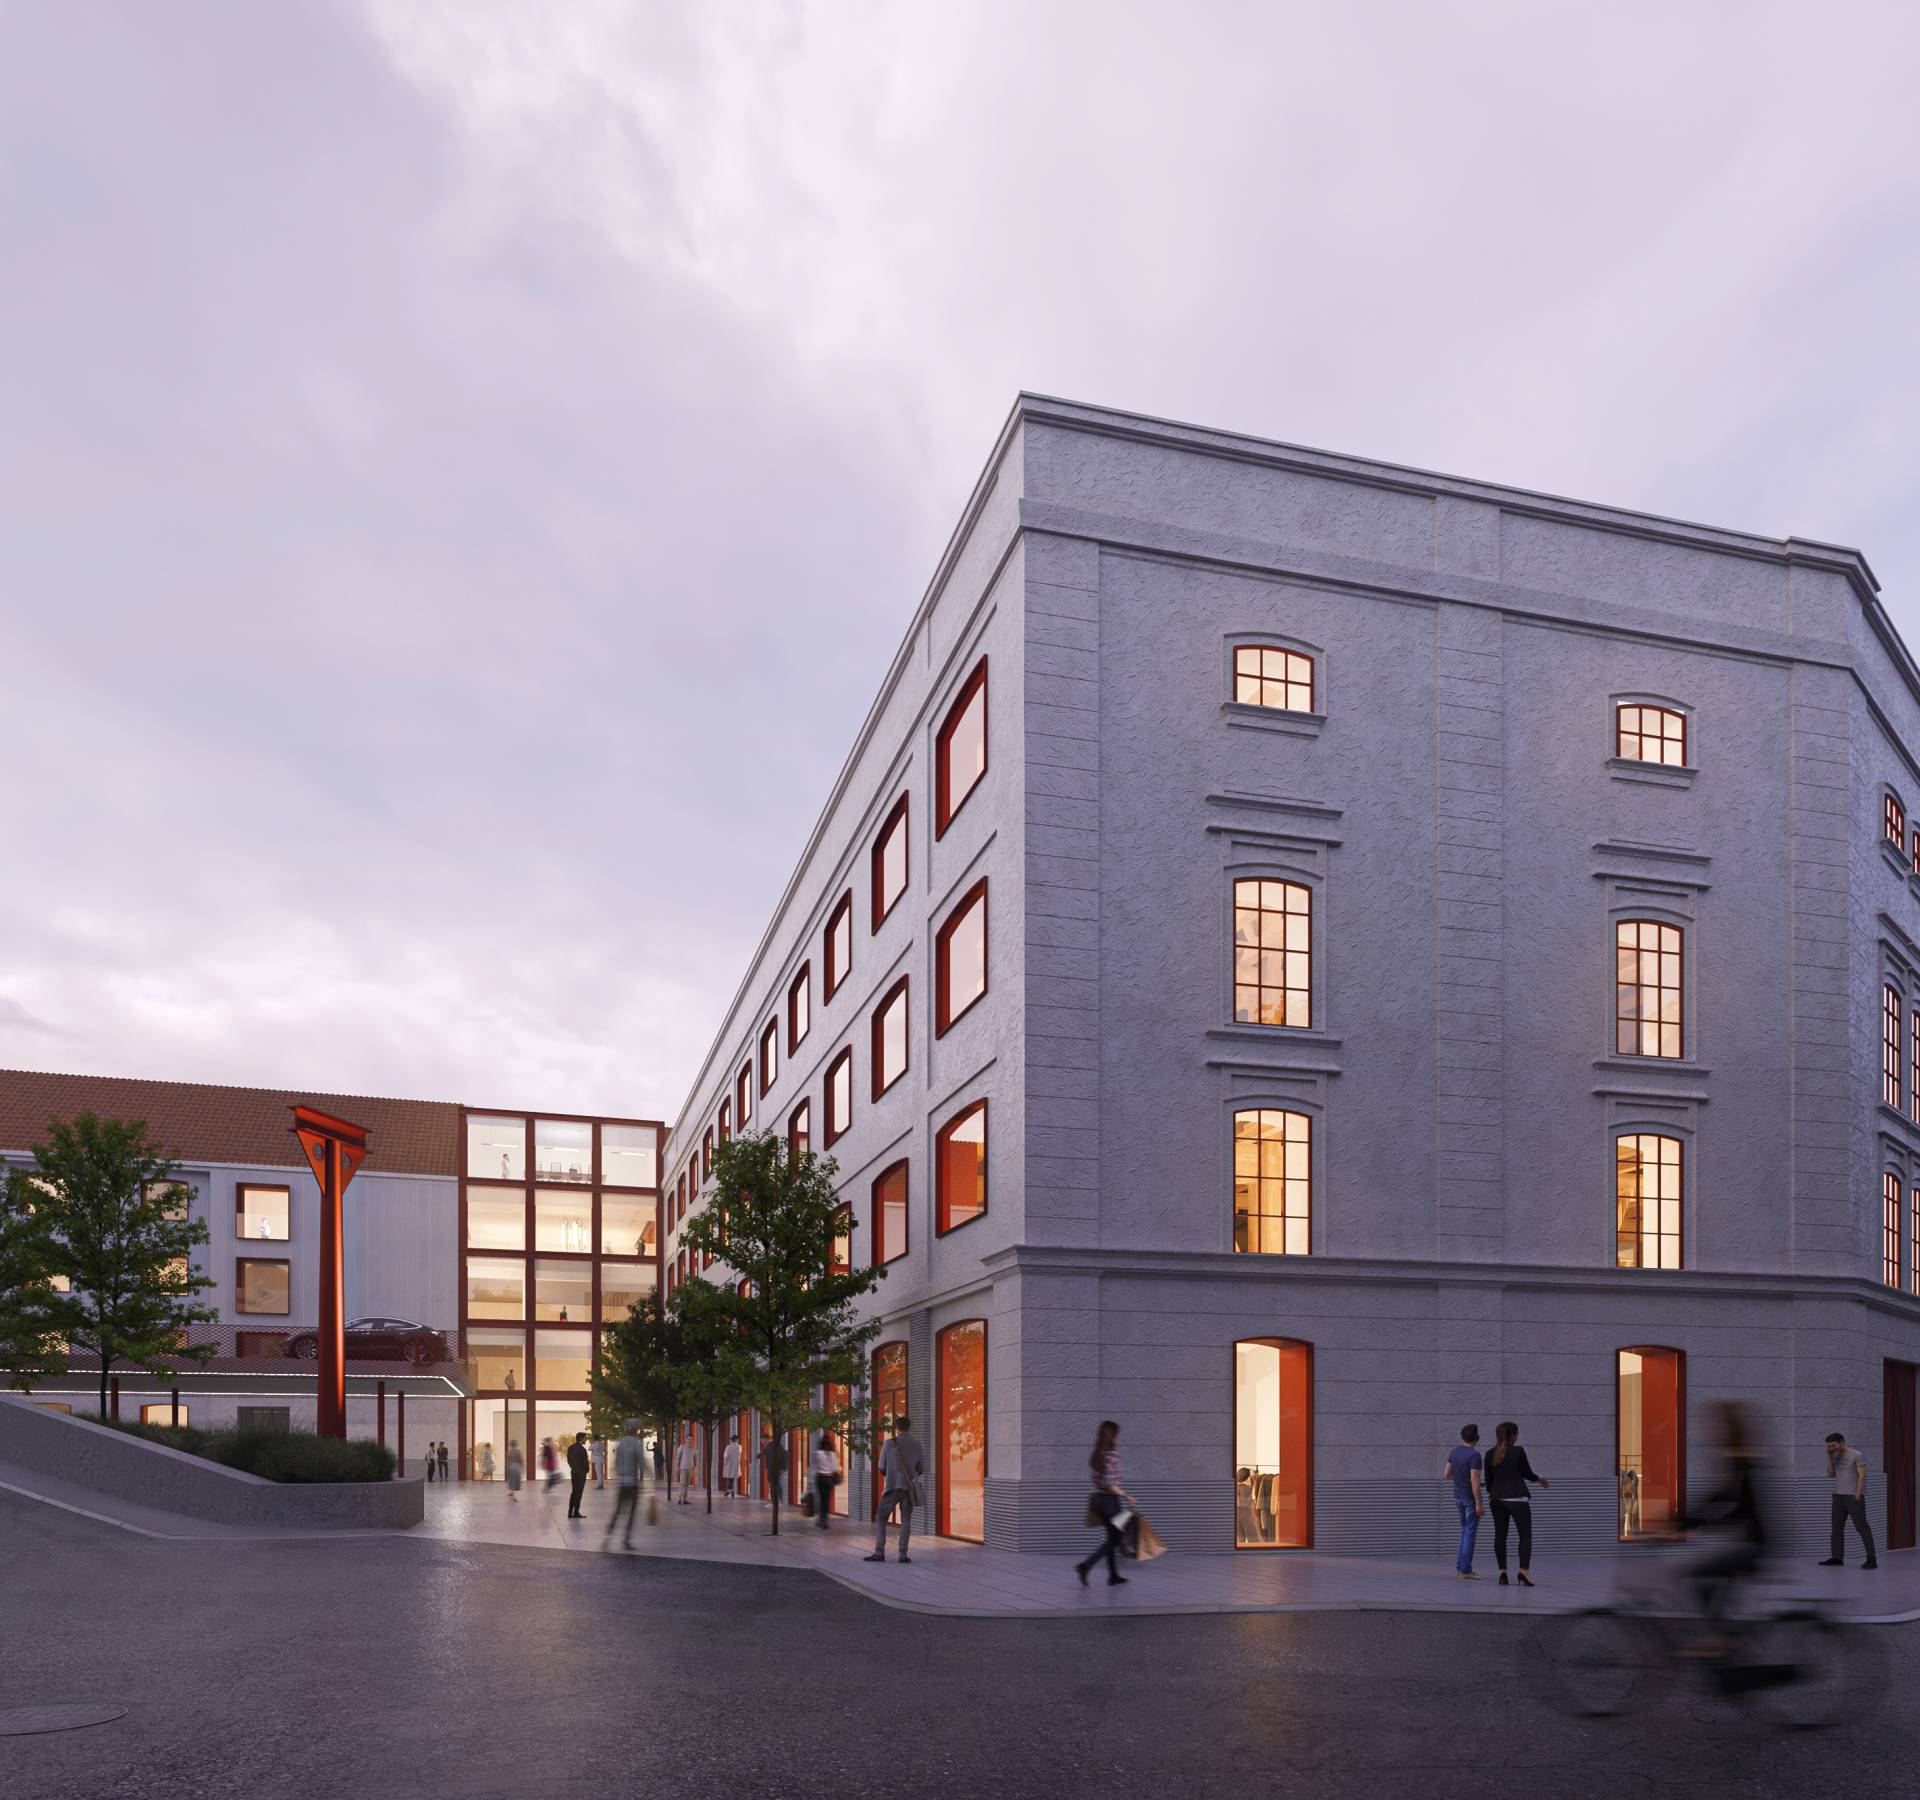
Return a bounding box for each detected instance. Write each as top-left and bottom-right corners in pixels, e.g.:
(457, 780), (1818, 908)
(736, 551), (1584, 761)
(666, 393), (1920, 1557)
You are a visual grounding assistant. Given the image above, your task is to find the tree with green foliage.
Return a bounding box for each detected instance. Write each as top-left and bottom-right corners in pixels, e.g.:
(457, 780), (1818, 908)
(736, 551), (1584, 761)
(0, 1171), (67, 1391)
(670, 1274), (752, 1514)
(589, 1289), (685, 1447)
(679, 1130), (888, 1534)
(13, 1111), (220, 1418)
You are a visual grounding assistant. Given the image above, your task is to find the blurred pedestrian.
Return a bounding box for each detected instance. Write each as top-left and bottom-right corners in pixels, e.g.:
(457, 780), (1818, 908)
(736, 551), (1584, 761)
(1074, 1419), (1130, 1586)
(590, 1437), (608, 1489)
(1686, 1400), (1771, 1635)
(540, 1436), (560, 1491)
(675, 1433), (695, 1505)
(478, 1442), (495, 1481)
(1484, 1421), (1549, 1587)
(605, 1420), (645, 1548)
(652, 1435), (666, 1483)
(424, 1445), (436, 1483)
(504, 1442), (523, 1501)
(811, 1432), (841, 1529)
(566, 1431), (591, 1518)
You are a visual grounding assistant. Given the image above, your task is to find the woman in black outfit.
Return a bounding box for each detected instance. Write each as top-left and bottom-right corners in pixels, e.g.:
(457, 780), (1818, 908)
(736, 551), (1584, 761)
(1484, 1420), (1549, 1586)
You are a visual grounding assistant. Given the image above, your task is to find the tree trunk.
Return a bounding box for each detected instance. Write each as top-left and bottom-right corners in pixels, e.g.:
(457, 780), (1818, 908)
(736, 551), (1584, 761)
(769, 1414), (781, 1535)
(705, 1416), (714, 1514)
(97, 1352), (110, 1423)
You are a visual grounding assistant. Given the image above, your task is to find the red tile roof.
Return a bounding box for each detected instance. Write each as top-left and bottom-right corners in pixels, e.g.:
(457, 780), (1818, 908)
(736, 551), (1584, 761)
(0, 1069), (459, 1178)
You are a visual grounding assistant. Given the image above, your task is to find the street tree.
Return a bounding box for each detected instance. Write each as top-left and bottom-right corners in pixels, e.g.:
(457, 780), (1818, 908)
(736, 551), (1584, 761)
(0, 1170), (67, 1390)
(679, 1130), (887, 1534)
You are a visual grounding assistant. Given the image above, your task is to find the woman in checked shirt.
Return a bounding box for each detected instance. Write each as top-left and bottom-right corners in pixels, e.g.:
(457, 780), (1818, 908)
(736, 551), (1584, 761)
(1075, 1419), (1132, 1586)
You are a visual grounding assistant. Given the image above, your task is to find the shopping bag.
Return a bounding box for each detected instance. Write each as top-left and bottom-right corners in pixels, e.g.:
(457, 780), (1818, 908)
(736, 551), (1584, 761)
(801, 1491), (817, 1518)
(646, 1493), (661, 1527)
(1132, 1517), (1168, 1562)
(1084, 1501), (1103, 1529)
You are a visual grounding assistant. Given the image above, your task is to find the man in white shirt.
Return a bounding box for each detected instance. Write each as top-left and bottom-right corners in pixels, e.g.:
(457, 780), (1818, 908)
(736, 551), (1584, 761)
(720, 1435), (743, 1499)
(864, 1415), (925, 1564)
(1819, 1432), (1878, 1569)
(675, 1434), (695, 1505)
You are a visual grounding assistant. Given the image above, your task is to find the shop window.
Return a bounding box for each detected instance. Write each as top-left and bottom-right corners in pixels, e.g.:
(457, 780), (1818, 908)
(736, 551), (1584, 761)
(600, 1196), (656, 1260)
(826, 892), (853, 999)
(1232, 1109), (1310, 1255)
(871, 1341), (908, 1510)
(140, 1402), (188, 1427)
(872, 977), (909, 1098)
(937, 1319), (987, 1542)
(534, 1119), (591, 1185)
(935, 879), (988, 1034)
(1615, 920), (1684, 1059)
(936, 1100), (987, 1235)
(936, 658), (988, 835)
(1617, 1347), (1684, 1539)
(872, 1161), (908, 1265)
(1234, 1338), (1313, 1548)
(872, 795), (909, 930)
(235, 1258), (290, 1315)
(235, 1184), (289, 1243)
(760, 1019), (780, 1096)
(1232, 878), (1311, 1029)
(600, 1123), (657, 1189)
(1615, 1134), (1682, 1269)
(826, 1048), (853, 1146)
(467, 1114), (526, 1182)
(534, 1188), (593, 1254)
(466, 1256), (525, 1321)
(788, 1098), (811, 1161)
(789, 964), (812, 1050)
(1234, 643), (1315, 713)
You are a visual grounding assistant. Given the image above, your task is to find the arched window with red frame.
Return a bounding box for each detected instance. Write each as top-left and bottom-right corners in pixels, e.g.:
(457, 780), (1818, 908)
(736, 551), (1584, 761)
(789, 963), (812, 1050)
(936, 658), (988, 836)
(872, 1161), (908, 1266)
(825, 1046), (853, 1145)
(871, 977), (909, 1098)
(825, 893), (853, 999)
(872, 795), (909, 931)
(760, 1018), (779, 1096)
(936, 879), (988, 1035)
(788, 1098), (811, 1161)
(936, 1100), (987, 1235)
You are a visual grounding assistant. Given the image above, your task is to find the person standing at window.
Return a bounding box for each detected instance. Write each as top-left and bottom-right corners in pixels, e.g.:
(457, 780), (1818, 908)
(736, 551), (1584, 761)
(1820, 1432), (1878, 1569)
(1483, 1421), (1549, 1587)
(1442, 1425), (1484, 1579)
(566, 1431), (591, 1518)
(720, 1434), (743, 1499)
(865, 1414), (925, 1564)
(1074, 1419), (1131, 1586)
(811, 1432), (841, 1529)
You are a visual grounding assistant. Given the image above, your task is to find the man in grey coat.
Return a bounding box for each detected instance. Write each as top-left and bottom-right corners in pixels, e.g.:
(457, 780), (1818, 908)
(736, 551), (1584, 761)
(865, 1414), (926, 1564)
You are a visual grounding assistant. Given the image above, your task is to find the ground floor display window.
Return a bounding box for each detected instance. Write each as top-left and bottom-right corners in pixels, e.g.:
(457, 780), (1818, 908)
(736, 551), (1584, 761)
(937, 1319), (986, 1542)
(1617, 1346), (1684, 1539)
(1234, 1337), (1312, 1547)
(871, 1341), (907, 1510)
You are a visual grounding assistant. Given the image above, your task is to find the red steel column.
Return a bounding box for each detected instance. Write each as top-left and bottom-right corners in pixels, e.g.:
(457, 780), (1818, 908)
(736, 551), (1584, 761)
(376, 1380), (386, 1449)
(316, 1137), (346, 1438)
(397, 1390), (406, 1477)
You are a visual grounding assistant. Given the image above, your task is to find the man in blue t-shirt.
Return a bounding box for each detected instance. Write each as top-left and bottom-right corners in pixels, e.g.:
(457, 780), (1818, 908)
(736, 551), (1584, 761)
(1442, 1424), (1484, 1578)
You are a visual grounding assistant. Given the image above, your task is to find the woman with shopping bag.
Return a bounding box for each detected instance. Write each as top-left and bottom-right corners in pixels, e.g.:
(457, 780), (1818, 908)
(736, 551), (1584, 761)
(1075, 1419), (1135, 1586)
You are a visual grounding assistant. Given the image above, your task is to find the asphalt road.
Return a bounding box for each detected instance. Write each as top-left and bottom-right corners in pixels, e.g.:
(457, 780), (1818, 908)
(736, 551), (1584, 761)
(4, 1491), (1917, 1800)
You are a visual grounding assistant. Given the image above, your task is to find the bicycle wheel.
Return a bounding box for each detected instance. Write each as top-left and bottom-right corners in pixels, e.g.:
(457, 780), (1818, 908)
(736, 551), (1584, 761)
(1538, 1608), (1655, 1718)
(1742, 1612), (1889, 1731)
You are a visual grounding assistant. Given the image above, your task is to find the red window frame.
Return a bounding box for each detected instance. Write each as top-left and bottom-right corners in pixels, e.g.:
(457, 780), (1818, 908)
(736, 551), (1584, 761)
(760, 1019), (780, 1096)
(702, 1129), (713, 1178)
(1886, 986), (1904, 1112)
(936, 657), (989, 837)
(936, 1318), (987, 1543)
(1889, 792), (1908, 847)
(1888, 1172), (1903, 1289)
(830, 1205), (852, 1275)
(788, 1099), (811, 1161)
(825, 893), (853, 1000)
(871, 976), (909, 1099)
(788, 963), (812, 1051)
(824, 1047), (853, 1146)
(872, 795), (909, 932)
(718, 1100), (730, 1145)
(871, 1160), (908, 1266)
(935, 878), (989, 1035)
(736, 1063), (753, 1128)
(936, 1099), (988, 1235)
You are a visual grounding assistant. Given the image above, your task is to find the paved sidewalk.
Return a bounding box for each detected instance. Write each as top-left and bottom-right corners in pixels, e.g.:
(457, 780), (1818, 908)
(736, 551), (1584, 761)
(414, 1481), (1920, 1622)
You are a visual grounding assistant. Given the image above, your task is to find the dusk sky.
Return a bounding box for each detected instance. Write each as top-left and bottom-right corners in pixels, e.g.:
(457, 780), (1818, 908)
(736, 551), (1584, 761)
(3, 2), (1917, 1123)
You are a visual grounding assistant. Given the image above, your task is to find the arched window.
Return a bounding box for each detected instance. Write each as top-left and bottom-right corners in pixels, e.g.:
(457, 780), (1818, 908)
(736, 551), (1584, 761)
(1232, 1108), (1311, 1255)
(871, 977), (909, 1098)
(872, 795), (909, 931)
(789, 963), (812, 1051)
(787, 1099), (810, 1161)
(1233, 643), (1315, 714)
(872, 1161), (908, 1266)
(936, 1100), (988, 1235)
(1233, 879), (1310, 1029)
(1617, 1347), (1683, 1539)
(1887, 1172), (1904, 1290)
(1886, 986), (1904, 1112)
(1615, 920), (1683, 1059)
(825, 892), (853, 999)
(825, 1047), (853, 1145)
(936, 879), (989, 1034)
(736, 1063), (753, 1127)
(937, 1319), (987, 1542)
(1615, 1133), (1682, 1269)
(871, 1341), (908, 1510)
(1234, 1338), (1312, 1548)
(1615, 702), (1686, 766)
(760, 1019), (779, 1096)
(936, 658), (988, 836)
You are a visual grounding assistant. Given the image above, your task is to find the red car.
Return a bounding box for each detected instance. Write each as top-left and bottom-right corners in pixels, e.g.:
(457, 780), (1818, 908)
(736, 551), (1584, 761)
(283, 1316), (447, 1367)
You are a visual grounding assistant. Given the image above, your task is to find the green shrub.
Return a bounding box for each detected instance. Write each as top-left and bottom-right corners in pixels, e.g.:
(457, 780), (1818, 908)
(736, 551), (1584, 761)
(97, 1416), (395, 1483)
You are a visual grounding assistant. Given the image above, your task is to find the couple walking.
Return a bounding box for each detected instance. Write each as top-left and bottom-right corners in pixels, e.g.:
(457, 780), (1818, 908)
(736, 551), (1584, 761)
(1445, 1422), (1548, 1585)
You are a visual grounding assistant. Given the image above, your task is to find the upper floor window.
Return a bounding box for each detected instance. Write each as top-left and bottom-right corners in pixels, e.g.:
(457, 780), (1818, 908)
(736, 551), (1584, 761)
(1886, 986), (1904, 1112)
(936, 659), (989, 836)
(789, 964), (811, 1052)
(788, 1098), (811, 1161)
(825, 893), (853, 1000)
(702, 1129), (714, 1178)
(1888, 792), (1907, 848)
(1887, 1172), (1904, 1290)
(1615, 1133), (1682, 1270)
(736, 1064), (753, 1128)
(830, 1205), (853, 1275)
(936, 1100), (987, 1235)
(872, 796), (909, 931)
(1910, 1010), (1919, 1125)
(1232, 1108), (1310, 1255)
(936, 879), (989, 1035)
(872, 1161), (908, 1265)
(1234, 644), (1314, 714)
(718, 1100), (731, 1144)
(1232, 878), (1311, 1030)
(236, 1257), (291, 1315)
(825, 1047), (853, 1145)
(236, 1184), (290, 1242)
(1615, 920), (1683, 1059)
(760, 1020), (779, 1096)
(872, 978), (909, 1098)
(1616, 704), (1686, 767)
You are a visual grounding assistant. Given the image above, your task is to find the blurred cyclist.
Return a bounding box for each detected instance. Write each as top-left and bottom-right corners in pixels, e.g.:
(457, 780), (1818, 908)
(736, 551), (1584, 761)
(1683, 1399), (1770, 1649)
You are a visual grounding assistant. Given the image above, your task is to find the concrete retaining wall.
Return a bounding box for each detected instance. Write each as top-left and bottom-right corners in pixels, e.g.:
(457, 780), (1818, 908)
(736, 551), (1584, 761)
(0, 1395), (424, 1530)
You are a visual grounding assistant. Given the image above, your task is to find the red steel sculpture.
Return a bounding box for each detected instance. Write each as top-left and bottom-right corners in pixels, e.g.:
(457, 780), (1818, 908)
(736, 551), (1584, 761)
(291, 1105), (370, 1439)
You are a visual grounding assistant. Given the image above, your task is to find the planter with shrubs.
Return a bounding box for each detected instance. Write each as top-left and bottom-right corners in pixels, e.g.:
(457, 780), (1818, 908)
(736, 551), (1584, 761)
(111, 1419), (397, 1484)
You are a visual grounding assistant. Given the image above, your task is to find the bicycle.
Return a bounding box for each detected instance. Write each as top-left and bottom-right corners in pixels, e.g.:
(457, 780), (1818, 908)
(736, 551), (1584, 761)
(1538, 1560), (1889, 1730)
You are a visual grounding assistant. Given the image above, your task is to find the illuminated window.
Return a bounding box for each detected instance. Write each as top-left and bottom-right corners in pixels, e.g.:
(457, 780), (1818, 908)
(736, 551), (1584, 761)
(467, 1189), (526, 1253)
(534, 1119), (591, 1185)
(533, 1260), (590, 1322)
(935, 879), (988, 1034)
(1889, 792), (1908, 848)
(871, 1341), (908, 1509)
(140, 1402), (189, 1427)
(825, 893), (853, 999)
(718, 1100), (730, 1145)
(1232, 879), (1311, 1029)
(872, 1161), (908, 1265)
(235, 1183), (289, 1243)
(936, 659), (988, 835)
(1888, 986), (1905, 1111)
(534, 1188), (592, 1254)
(736, 1064), (753, 1128)
(825, 1047), (853, 1146)
(702, 1128), (713, 1177)
(788, 1099), (811, 1161)
(600, 1196), (656, 1259)
(235, 1258), (290, 1315)
(937, 1318), (986, 1542)
(830, 1206), (852, 1275)
(1232, 1109), (1310, 1255)
(1233, 644), (1314, 713)
(872, 796), (909, 930)
(872, 978), (909, 1098)
(467, 1327), (524, 1390)
(936, 1100), (987, 1235)
(1615, 1134), (1682, 1269)
(1615, 920), (1683, 1059)
(1615, 704), (1687, 766)
(1234, 1338), (1312, 1548)
(600, 1123), (657, 1188)
(534, 1328), (591, 1393)
(467, 1256), (524, 1320)
(1887, 1173), (1903, 1290)
(466, 1114), (526, 1181)
(1617, 1347), (1684, 1539)
(1912, 1186), (1919, 1298)
(789, 964), (812, 1050)
(760, 1019), (780, 1096)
